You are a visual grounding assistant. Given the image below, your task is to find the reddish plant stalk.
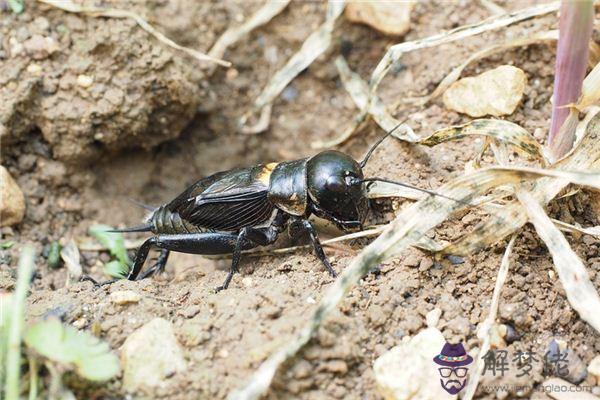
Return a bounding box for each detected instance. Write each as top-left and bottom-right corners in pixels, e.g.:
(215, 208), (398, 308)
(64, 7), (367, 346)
(548, 0), (594, 160)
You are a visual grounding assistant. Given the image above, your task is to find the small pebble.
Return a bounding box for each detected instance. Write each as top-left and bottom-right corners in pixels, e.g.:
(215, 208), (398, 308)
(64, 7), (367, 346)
(419, 257), (434, 271)
(72, 318), (87, 329)
(241, 277), (253, 287)
(109, 290), (141, 305)
(447, 255), (464, 265)
(426, 308), (441, 328)
(26, 63), (42, 76)
(403, 253), (420, 267)
(77, 74), (94, 88)
(588, 355), (600, 381)
(218, 349), (229, 358)
(181, 305), (201, 319)
(281, 86), (299, 102)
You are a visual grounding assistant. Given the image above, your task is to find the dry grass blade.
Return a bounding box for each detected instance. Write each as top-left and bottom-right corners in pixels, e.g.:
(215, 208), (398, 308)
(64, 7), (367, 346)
(395, 30), (599, 108)
(312, 56), (416, 148)
(239, 1), (345, 134)
(229, 163), (594, 399)
(419, 119), (544, 160)
(38, 0), (230, 67)
(463, 235), (517, 400)
(553, 219), (600, 237)
(208, 1), (290, 63)
(517, 190), (600, 332)
(369, 2), (559, 93)
(443, 109), (600, 256)
(397, 30), (558, 106)
(326, 58), (546, 154)
(576, 60), (600, 110)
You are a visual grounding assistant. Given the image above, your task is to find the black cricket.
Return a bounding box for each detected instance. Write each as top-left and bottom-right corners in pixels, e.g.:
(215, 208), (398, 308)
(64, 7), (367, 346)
(100, 125), (448, 292)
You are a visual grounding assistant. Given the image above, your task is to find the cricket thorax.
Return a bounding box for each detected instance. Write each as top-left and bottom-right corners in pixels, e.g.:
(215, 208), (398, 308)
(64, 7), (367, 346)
(267, 158), (309, 216)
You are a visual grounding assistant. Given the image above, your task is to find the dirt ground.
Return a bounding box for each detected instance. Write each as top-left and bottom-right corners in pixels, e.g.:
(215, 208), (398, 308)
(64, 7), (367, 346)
(2, 0), (600, 399)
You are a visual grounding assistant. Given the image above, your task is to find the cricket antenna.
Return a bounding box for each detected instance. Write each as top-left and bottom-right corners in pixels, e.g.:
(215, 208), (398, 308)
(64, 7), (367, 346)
(127, 198), (155, 211)
(359, 120), (408, 168)
(361, 177), (472, 207)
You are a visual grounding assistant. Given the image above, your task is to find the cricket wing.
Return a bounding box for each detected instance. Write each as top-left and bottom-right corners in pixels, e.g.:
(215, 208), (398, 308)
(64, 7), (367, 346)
(166, 166), (275, 231)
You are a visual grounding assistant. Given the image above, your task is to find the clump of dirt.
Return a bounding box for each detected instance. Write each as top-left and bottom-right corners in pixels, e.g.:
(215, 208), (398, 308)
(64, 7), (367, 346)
(2, 1), (600, 399)
(1, 1), (206, 163)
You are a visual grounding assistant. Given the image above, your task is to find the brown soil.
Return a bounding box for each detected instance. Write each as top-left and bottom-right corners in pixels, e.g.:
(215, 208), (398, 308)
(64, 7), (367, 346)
(2, 1), (599, 399)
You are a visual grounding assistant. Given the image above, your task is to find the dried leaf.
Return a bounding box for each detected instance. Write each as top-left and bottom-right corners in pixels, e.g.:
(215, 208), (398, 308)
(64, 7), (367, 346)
(38, 0), (229, 67)
(517, 190), (600, 332)
(442, 65), (527, 117)
(239, 1), (345, 134)
(419, 119), (544, 160)
(577, 60), (600, 109)
(443, 109), (600, 256)
(60, 240), (82, 281)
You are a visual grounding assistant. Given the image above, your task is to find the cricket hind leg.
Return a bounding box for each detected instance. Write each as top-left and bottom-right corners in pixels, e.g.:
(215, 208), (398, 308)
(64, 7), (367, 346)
(126, 233), (246, 281)
(138, 249), (170, 280)
(83, 233), (243, 286)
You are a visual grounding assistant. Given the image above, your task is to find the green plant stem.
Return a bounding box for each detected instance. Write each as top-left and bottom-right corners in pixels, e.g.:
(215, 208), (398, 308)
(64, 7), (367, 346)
(28, 356), (38, 400)
(548, 0), (594, 160)
(5, 246), (36, 400)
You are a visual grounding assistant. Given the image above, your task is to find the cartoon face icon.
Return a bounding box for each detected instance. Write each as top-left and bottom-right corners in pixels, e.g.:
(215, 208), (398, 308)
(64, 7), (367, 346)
(433, 342), (474, 395)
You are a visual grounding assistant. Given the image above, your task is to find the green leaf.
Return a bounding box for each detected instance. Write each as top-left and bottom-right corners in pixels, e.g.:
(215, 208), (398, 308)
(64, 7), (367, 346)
(24, 319), (120, 382)
(47, 241), (62, 269)
(7, 0), (24, 13)
(89, 224), (131, 267)
(1, 241), (14, 249)
(103, 260), (129, 279)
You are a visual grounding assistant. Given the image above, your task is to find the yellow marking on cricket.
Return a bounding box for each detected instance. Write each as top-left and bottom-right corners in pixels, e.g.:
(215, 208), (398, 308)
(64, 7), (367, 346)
(258, 162), (279, 185)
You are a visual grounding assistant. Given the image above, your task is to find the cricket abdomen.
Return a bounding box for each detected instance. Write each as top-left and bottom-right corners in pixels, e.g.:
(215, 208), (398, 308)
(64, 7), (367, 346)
(150, 206), (202, 235)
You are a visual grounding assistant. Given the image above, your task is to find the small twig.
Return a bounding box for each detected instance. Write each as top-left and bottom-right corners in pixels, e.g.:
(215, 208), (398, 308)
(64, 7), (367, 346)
(5, 246), (36, 400)
(462, 234), (517, 400)
(38, 0), (230, 67)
